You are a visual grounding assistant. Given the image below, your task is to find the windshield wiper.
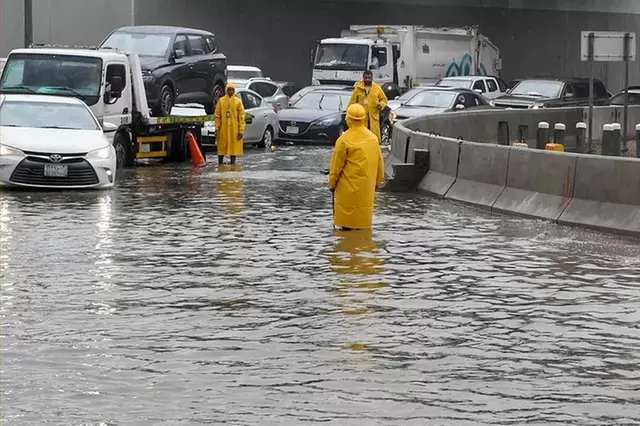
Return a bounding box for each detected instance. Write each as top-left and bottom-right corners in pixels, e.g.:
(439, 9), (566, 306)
(0, 85), (37, 94)
(40, 125), (78, 130)
(41, 86), (86, 99)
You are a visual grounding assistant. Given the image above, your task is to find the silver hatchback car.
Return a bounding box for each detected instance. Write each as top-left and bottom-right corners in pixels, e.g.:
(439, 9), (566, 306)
(244, 78), (289, 112)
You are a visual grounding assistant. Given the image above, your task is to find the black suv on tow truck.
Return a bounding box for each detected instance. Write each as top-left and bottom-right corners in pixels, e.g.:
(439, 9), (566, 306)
(493, 77), (610, 109)
(100, 25), (227, 117)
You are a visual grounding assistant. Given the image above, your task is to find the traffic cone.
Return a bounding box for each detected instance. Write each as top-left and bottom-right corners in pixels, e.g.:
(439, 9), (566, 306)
(186, 131), (207, 167)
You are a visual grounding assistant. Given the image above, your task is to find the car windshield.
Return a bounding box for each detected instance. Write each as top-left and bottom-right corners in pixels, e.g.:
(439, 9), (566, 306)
(396, 88), (425, 102)
(100, 32), (171, 57)
(0, 54), (102, 105)
(437, 78), (474, 89)
(292, 92), (350, 110)
(0, 100), (100, 130)
(228, 69), (263, 79)
(314, 43), (369, 71)
(404, 90), (456, 108)
(510, 80), (563, 98)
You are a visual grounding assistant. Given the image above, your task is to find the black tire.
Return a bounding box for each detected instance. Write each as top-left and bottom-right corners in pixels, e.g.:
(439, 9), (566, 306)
(258, 127), (273, 149)
(381, 122), (391, 145)
(114, 131), (134, 169)
(152, 84), (174, 117)
(205, 82), (225, 115)
(168, 130), (188, 162)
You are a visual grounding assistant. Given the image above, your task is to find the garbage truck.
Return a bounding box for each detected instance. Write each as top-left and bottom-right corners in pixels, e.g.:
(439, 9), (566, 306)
(310, 25), (502, 99)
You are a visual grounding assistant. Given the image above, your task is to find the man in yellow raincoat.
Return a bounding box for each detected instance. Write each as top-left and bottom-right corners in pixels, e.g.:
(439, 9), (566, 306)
(348, 70), (388, 144)
(329, 104), (385, 230)
(214, 83), (245, 165)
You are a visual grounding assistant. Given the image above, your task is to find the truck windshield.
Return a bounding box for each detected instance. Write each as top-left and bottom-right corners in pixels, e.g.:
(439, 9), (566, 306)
(0, 54), (102, 106)
(100, 32), (171, 57)
(510, 80), (563, 98)
(314, 44), (368, 71)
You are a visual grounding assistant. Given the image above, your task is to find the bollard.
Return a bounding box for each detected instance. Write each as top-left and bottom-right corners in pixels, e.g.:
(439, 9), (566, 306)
(497, 121), (509, 146)
(612, 123), (622, 156)
(536, 122), (549, 150)
(553, 123), (566, 147)
(576, 122), (587, 153)
(517, 124), (528, 144)
(636, 124), (640, 158)
(601, 124), (615, 156)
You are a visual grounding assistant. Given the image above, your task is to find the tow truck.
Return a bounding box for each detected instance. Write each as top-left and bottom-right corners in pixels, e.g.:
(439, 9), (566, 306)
(0, 44), (216, 168)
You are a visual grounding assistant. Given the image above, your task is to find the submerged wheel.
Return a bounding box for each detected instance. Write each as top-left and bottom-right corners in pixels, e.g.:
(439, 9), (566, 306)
(114, 132), (134, 169)
(258, 127), (273, 149)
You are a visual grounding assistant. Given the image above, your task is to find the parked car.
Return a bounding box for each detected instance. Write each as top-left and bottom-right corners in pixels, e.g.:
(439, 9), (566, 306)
(227, 65), (264, 87)
(382, 87), (435, 144)
(274, 81), (301, 100)
(0, 94), (116, 189)
(99, 25), (228, 117)
(436, 76), (505, 99)
(0, 58), (6, 75)
(274, 89), (351, 145)
(392, 87), (493, 121)
(493, 77), (610, 109)
(171, 87), (278, 148)
(609, 86), (640, 105)
(243, 78), (290, 112)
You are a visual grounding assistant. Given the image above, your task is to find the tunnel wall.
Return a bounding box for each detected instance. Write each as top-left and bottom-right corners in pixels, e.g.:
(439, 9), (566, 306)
(390, 111), (640, 237)
(3, 0), (640, 93)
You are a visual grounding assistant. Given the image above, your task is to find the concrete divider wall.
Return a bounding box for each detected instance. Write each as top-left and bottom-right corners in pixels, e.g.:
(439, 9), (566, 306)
(558, 155), (640, 236)
(417, 135), (461, 197)
(493, 148), (578, 221)
(445, 142), (510, 209)
(386, 122), (412, 179)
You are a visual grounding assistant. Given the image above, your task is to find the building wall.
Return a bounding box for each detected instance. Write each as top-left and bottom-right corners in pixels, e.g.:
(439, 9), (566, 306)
(0, 0), (25, 56)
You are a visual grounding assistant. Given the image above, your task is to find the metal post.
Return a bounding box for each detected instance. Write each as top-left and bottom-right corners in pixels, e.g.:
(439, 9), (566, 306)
(498, 121), (509, 146)
(602, 124), (614, 156)
(636, 124), (640, 158)
(623, 32), (631, 153)
(576, 122), (587, 152)
(612, 123), (622, 156)
(587, 32), (595, 153)
(536, 122), (549, 150)
(24, 0), (33, 47)
(554, 123), (566, 146)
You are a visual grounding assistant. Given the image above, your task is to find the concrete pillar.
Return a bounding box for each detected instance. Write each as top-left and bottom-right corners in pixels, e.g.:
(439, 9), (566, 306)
(536, 122), (549, 150)
(553, 123), (566, 146)
(612, 123), (622, 156)
(576, 122), (587, 153)
(602, 124), (615, 156)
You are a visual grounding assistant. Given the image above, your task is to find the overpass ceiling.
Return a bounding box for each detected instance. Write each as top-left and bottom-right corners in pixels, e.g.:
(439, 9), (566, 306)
(341, 0), (640, 14)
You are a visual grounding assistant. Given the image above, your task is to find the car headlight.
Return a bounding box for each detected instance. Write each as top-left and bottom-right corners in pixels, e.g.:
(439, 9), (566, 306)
(87, 146), (113, 160)
(389, 111), (397, 122)
(141, 70), (154, 82)
(0, 144), (25, 157)
(314, 117), (340, 127)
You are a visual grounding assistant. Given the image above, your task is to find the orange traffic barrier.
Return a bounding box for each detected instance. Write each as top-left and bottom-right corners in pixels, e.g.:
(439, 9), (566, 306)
(186, 131), (207, 167)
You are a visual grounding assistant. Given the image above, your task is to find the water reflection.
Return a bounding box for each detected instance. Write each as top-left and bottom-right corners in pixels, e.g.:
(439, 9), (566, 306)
(217, 165), (245, 215)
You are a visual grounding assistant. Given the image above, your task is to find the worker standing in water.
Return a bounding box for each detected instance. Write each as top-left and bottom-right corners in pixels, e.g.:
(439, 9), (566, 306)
(329, 104), (385, 231)
(214, 83), (245, 165)
(348, 70), (388, 144)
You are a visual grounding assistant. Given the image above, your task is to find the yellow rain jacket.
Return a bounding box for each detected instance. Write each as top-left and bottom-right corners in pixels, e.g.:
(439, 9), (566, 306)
(348, 80), (388, 144)
(329, 107), (385, 230)
(214, 84), (246, 157)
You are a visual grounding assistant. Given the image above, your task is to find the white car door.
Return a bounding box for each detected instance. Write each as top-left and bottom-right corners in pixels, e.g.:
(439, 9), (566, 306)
(238, 90), (264, 143)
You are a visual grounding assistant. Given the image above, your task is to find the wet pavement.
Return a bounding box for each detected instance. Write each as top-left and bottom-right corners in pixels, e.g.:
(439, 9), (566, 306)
(1, 146), (639, 425)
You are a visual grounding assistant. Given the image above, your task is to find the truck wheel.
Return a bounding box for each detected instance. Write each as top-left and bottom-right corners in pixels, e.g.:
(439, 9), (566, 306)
(114, 132), (134, 169)
(153, 84), (174, 117)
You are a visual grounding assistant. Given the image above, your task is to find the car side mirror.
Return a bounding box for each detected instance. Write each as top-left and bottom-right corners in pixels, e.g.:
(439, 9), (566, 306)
(174, 49), (185, 59)
(103, 121), (118, 133)
(564, 93), (574, 99)
(455, 104), (466, 110)
(474, 88), (484, 94)
(394, 95), (400, 100)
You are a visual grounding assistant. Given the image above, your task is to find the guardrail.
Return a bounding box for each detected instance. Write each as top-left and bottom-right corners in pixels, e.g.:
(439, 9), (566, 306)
(387, 106), (640, 237)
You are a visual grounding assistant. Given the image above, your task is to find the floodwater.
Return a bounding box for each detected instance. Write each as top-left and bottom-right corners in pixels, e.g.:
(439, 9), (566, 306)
(1, 147), (639, 425)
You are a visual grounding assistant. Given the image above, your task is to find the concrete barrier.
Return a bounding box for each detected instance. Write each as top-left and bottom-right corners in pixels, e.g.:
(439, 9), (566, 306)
(387, 123), (412, 179)
(417, 136), (460, 197)
(558, 155), (640, 236)
(493, 148), (578, 221)
(445, 142), (510, 209)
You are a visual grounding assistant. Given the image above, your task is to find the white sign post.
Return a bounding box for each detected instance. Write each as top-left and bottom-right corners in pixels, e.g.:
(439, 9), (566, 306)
(581, 31), (636, 153)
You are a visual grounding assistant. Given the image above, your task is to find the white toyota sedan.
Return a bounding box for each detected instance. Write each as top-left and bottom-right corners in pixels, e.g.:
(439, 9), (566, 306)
(0, 94), (117, 189)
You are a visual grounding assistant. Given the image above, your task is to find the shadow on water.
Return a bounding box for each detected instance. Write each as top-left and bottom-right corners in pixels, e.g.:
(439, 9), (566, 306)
(1, 146), (640, 425)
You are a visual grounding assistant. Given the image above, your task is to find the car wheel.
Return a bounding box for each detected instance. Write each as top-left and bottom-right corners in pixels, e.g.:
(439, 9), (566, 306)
(213, 83), (225, 105)
(114, 132), (133, 169)
(258, 127), (273, 149)
(381, 123), (391, 145)
(153, 84), (174, 117)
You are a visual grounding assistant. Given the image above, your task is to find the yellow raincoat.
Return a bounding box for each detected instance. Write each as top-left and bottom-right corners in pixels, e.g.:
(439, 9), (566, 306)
(214, 83), (246, 157)
(348, 80), (388, 144)
(329, 104), (385, 230)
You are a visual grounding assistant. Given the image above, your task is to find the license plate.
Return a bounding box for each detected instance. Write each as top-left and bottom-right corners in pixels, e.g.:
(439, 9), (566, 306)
(44, 164), (68, 177)
(141, 143), (151, 153)
(286, 126), (299, 134)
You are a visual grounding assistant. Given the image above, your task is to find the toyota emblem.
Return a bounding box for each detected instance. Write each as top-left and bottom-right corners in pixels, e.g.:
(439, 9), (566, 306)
(290, 121), (296, 127)
(49, 154), (62, 163)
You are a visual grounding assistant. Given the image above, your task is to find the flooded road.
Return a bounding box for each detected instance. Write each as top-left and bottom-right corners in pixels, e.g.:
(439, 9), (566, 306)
(1, 147), (639, 425)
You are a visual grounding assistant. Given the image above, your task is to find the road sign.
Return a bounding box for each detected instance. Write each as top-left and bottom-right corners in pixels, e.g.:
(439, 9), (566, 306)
(581, 31), (636, 62)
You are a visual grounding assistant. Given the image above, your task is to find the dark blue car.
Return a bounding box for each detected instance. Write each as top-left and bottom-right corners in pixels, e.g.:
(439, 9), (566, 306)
(274, 89), (351, 145)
